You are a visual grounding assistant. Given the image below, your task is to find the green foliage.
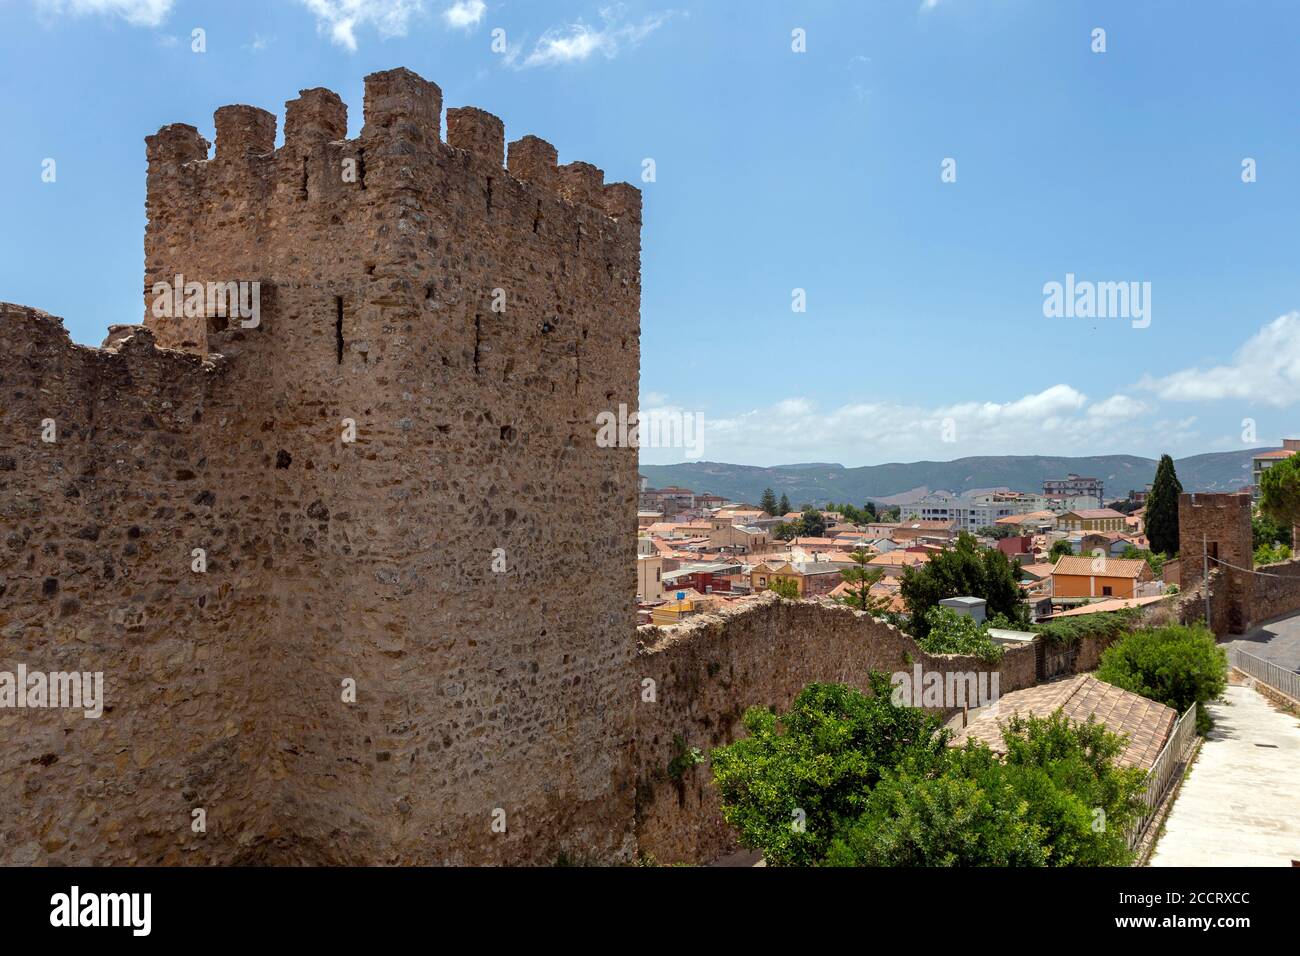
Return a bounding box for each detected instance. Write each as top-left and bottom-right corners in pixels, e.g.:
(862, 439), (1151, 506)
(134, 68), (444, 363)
(1252, 510), (1292, 549)
(768, 577), (801, 599)
(1145, 453), (1183, 557)
(1120, 546), (1166, 577)
(667, 734), (705, 780)
(991, 712), (1146, 866)
(798, 507), (827, 538)
(1254, 541), (1293, 566)
(826, 501), (880, 525)
(900, 532), (1028, 637)
(916, 606), (1004, 663)
(759, 487), (779, 517)
(836, 549), (887, 613)
(773, 521), (798, 541)
(1095, 624), (1228, 733)
(828, 714), (1145, 867)
(977, 524), (1020, 540)
(1032, 608), (1140, 647)
(824, 755), (1049, 866)
(710, 677), (950, 866)
(1260, 454), (1300, 530)
(715, 681), (1146, 867)
(1049, 540), (1074, 562)
(778, 493), (791, 515)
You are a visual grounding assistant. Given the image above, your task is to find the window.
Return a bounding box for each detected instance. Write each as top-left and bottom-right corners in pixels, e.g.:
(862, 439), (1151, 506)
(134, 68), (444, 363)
(1102, 585), (1113, 596)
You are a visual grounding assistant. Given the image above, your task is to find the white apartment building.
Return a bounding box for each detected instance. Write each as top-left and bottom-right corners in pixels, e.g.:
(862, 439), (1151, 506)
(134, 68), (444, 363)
(903, 492), (1043, 532)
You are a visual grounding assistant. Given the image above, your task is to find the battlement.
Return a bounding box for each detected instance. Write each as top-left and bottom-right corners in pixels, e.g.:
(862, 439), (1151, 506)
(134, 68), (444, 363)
(1181, 492), (1252, 510)
(144, 67), (640, 223)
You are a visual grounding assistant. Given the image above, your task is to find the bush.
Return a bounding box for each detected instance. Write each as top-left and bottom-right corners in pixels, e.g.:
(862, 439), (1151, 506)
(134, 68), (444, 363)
(713, 680), (1148, 867)
(1095, 624), (1227, 733)
(710, 676), (950, 866)
(826, 713), (1146, 867)
(916, 606), (1003, 663)
(1032, 607), (1140, 647)
(1254, 541), (1292, 566)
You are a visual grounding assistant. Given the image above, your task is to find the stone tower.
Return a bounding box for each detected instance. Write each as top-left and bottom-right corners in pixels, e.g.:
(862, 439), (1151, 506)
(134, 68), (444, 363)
(1178, 492), (1253, 635)
(0, 68), (641, 864)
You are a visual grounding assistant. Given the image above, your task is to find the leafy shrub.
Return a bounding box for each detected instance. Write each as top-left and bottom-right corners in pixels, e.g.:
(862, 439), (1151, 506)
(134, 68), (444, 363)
(916, 606), (1003, 663)
(712, 679), (1147, 867)
(825, 713), (1145, 867)
(1032, 608), (1139, 647)
(710, 676), (949, 866)
(1254, 541), (1293, 566)
(1095, 624), (1227, 733)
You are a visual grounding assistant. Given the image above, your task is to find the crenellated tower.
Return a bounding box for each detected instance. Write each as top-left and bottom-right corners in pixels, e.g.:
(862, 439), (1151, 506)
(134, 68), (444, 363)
(1, 68), (641, 865)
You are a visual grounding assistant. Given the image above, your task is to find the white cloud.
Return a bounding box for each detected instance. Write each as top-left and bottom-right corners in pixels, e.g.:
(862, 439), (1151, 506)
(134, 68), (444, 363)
(443, 0), (484, 29)
(295, 0), (425, 51)
(1086, 394), (1151, 420)
(919, 0), (943, 10)
(508, 7), (674, 69)
(636, 385), (1195, 467)
(35, 0), (173, 26)
(1139, 311), (1300, 407)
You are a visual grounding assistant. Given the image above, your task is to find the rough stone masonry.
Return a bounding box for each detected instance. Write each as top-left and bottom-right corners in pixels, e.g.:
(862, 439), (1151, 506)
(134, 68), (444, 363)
(0, 68), (642, 864)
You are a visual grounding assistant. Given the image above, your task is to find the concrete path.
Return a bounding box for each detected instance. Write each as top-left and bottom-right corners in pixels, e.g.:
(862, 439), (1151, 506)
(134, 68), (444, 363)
(1148, 684), (1300, 866)
(1230, 613), (1300, 672)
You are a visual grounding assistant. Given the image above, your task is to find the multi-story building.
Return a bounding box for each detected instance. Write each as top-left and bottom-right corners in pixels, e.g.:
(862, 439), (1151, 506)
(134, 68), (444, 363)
(1055, 508), (1128, 533)
(904, 493), (1039, 532)
(1042, 474), (1104, 509)
(1252, 439), (1300, 500)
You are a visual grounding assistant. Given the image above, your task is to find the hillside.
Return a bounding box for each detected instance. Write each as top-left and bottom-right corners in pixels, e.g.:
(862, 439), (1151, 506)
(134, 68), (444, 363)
(639, 449), (1260, 508)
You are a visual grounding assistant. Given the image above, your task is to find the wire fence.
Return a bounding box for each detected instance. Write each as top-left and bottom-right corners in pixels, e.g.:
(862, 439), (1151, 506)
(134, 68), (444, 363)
(1126, 702), (1198, 852)
(1230, 646), (1300, 703)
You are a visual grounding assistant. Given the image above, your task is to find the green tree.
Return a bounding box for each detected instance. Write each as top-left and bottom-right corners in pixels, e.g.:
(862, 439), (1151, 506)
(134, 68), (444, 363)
(768, 577), (801, 599)
(1049, 540), (1074, 562)
(917, 607), (1003, 663)
(798, 507), (827, 538)
(759, 487), (779, 516)
(1095, 624), (1227, 733)
(836, 549), (887, 613)
(899, 532), (1028, 637)
(1145, 453), (1183, 557)
(1252, 511), (1291, 549)
(1260, 454), (1300, 535)
(826, 714), (1145, 867)
(773, 522), (798, 541)
(710, 677), (950, 866)
(1254, 541), (1292, 565)
(714, 681), (1146, 867)
(978, 524), (1020, 540)
(1120, 545), (1165, 577)
(778, 493), (791, 515)
(825, 758), (1048, 867)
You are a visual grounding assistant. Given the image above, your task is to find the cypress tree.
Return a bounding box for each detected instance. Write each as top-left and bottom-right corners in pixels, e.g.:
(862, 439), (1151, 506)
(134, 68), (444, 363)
(1145, 454), (1183, 556)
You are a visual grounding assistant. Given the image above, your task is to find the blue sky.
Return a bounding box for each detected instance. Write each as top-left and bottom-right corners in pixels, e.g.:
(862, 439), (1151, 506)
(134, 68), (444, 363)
(2, 0), (1298, 467)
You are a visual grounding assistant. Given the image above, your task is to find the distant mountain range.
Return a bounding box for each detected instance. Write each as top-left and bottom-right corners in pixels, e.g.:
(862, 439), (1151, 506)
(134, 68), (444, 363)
(639, 450), (1263, 508)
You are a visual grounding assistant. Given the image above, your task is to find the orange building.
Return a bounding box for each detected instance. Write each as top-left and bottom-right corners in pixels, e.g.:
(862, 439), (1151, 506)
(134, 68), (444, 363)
(1050, 555), (1153, 599)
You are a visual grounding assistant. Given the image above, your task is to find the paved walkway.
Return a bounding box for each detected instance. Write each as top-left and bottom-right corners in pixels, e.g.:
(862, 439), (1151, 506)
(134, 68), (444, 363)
(1230, 613), (1300, 672)
(1148, 684), (1300, 866)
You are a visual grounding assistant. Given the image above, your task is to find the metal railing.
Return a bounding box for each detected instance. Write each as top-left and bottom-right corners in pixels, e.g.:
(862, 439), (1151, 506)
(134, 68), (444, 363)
(1230, 647), (1300, 704)
(1127, 702), (1199, 851)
